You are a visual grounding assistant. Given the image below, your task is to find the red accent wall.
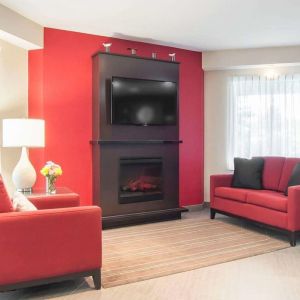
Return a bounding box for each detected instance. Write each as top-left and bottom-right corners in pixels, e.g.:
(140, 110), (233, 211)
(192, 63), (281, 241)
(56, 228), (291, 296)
(29, 28), (204, 206)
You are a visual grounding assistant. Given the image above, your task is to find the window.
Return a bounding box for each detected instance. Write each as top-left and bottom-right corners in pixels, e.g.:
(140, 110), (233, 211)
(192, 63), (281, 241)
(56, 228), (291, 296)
(227, 75), (300, 169)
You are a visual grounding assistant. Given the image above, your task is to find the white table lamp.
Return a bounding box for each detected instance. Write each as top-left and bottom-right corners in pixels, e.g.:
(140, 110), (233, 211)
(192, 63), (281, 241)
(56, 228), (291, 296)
(2, 119), (45, 192)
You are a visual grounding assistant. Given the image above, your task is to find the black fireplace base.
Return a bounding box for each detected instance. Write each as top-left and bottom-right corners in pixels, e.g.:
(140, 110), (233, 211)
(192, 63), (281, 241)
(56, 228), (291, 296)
(102, 207), (188, 229)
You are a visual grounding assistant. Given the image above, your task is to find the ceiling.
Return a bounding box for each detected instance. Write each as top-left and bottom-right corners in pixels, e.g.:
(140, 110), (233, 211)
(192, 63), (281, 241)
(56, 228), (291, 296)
(1, 0), (300, 51)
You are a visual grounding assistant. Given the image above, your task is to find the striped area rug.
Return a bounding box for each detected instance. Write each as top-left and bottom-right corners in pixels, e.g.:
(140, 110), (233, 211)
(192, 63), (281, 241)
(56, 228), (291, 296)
(102, 218), (289, 287)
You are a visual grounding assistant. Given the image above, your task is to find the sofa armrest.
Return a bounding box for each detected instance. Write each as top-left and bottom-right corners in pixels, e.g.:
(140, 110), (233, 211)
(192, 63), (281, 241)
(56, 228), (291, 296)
(0, 206), (101, 286)
(210, 174), (233, 204)
(287, 185), (300, 231)
(28, 194), (80, 210)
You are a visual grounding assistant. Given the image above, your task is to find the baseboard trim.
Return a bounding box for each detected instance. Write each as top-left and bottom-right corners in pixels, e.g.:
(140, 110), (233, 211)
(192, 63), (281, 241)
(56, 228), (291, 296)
(183, 202), (209, 211)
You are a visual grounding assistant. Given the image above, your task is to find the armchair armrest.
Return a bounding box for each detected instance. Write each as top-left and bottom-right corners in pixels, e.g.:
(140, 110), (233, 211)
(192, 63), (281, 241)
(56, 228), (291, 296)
(0, 206), (101, 286)
(210, 174), (233, 204)
(28, 193), (80, 209)
(287, 185), (300, 231)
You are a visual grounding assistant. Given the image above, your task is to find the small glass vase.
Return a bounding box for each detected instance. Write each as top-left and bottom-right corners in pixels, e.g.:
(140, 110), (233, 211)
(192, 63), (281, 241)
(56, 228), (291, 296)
(46, 177), (56, 194)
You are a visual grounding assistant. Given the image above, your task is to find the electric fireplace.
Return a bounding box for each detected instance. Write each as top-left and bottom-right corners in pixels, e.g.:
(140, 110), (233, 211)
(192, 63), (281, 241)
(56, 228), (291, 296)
(119, 157), (163, 204)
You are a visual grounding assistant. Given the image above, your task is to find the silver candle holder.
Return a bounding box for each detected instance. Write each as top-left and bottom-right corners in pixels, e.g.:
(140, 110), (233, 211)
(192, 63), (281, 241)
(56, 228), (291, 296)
(103, 42), (112, 53)
(169, 53), (176, 62)
(127, 48), (137, 55)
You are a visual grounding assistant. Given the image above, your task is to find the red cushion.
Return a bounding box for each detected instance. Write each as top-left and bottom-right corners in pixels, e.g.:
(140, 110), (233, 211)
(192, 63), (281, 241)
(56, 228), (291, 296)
(215, 187), (248, 203)
(278, 158), (300, 192)
(0, 176), (13, 213)
(247, 190), (287, 212)
(260, 157), (285, 191)
(212, 197), (288, 229)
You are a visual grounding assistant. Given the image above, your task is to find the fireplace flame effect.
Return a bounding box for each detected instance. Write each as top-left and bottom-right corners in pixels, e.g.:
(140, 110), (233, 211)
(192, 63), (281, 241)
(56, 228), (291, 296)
(121, 175), (161, 193)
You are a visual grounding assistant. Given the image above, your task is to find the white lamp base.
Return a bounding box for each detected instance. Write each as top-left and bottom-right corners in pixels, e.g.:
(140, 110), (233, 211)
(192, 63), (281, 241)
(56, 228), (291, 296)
(12, 147), (36, 192)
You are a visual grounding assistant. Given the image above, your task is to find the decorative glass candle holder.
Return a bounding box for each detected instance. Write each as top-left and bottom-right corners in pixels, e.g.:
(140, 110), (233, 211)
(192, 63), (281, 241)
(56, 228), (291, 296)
(103, 42), (112, 53)
(127, 48), (137, 55)
(169, 53), (176, 61)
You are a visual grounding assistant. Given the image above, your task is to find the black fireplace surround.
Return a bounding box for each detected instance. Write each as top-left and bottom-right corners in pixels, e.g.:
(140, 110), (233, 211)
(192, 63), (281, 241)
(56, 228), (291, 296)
(92, 52), (186, 228)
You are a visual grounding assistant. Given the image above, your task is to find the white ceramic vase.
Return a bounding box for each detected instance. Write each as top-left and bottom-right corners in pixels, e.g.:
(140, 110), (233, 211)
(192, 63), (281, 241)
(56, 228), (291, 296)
(12, 147), (36, 192)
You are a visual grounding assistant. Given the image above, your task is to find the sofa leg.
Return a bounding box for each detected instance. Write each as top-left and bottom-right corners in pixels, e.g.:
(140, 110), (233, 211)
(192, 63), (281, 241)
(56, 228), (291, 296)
(210, 209), (216, 220)
(92, 269), (101, 290)
(289, 232), (296, 247)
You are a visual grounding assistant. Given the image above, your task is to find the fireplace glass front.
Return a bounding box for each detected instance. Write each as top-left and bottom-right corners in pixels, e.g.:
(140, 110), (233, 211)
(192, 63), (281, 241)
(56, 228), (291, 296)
(119, 157), (163, 204)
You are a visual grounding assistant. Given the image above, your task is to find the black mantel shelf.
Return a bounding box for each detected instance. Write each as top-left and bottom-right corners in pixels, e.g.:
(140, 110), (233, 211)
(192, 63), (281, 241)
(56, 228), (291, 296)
(92, 51), (180, 64)
(90, 140), (183, 145)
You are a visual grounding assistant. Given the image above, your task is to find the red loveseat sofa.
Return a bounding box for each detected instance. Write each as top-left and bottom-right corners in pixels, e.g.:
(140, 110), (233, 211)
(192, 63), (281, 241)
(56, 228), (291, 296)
(0, 176), (102, 292)
(210, 157), (300, 246)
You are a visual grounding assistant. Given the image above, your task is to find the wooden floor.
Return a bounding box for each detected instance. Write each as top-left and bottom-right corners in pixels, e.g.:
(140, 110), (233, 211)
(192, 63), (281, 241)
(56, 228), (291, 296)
(1, 207), (300, 300)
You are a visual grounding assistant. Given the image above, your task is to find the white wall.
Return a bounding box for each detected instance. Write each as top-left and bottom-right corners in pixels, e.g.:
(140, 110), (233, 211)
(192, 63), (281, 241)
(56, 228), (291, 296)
(0, 39), (28, 195)
(204, 65), (300, 202)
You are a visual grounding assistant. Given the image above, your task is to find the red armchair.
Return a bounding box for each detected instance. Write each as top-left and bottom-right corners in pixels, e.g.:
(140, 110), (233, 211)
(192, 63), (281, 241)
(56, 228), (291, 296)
(0, 181), (102, 292)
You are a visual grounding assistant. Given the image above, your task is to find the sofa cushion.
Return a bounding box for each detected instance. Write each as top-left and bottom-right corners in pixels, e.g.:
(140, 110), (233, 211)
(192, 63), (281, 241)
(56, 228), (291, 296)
(0, 175), (13, 213)
(247, 190), (287, 212)
(260, 157), (285, 191)
(285, 163), (300, 195)
(215, 187), (248, 203)
(278, 158), (300, 192)
(232, 157), (264, 189)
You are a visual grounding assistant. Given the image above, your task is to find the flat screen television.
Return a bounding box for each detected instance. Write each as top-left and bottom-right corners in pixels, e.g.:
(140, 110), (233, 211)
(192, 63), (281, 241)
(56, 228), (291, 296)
(111, 77), (178, 126)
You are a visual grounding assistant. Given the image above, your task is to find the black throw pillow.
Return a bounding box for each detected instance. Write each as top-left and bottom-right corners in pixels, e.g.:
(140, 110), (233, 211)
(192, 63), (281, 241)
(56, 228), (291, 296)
(232, 157), (264, 190)
(285, 163), (300, 196)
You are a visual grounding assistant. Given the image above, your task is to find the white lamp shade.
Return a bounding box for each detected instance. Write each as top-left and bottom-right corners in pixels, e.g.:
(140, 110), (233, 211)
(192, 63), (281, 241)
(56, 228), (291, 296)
(2, 119), (45, 148)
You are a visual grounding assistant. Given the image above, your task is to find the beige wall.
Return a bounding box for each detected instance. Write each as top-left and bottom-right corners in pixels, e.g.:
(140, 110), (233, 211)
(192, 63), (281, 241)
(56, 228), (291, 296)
(0, 4), (43, 49)
(0, 39), (28, 195)
(204, 65), (300, 202)
(203, 46), (300, 71)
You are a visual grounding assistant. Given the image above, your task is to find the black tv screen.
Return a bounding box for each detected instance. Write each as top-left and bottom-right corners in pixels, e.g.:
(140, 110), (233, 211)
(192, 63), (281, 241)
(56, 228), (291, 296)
(111, 77), (177, 125)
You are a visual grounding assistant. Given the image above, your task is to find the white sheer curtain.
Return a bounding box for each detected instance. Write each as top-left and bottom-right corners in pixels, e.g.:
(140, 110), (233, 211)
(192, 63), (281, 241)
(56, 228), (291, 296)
(227, 74), (300, 170)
